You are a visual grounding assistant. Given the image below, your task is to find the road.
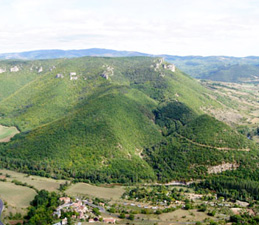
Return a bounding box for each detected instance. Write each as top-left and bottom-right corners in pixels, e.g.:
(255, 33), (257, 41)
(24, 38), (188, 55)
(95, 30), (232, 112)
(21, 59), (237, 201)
(83, 200), (106, 213)
(0, 199), (4, 225)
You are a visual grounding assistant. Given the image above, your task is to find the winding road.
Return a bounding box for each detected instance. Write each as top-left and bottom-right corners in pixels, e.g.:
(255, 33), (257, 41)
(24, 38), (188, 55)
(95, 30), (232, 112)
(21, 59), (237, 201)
(0, 199), (4, 225)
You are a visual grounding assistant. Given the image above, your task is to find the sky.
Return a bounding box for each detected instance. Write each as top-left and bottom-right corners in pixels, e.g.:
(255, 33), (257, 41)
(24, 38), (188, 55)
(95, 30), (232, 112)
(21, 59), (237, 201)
(0, 0), (259, 56)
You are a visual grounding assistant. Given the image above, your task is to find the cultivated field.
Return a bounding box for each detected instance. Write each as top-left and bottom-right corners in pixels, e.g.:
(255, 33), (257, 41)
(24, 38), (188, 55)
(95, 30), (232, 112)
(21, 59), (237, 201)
(0, 125), (19, 142)
(66, 183), (125, 200)
(0, 181), (36, 209)
(0, 169), (67, 191)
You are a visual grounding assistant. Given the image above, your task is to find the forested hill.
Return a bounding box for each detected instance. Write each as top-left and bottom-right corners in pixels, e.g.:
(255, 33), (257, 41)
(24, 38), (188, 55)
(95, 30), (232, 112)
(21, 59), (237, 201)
(0, 57), (257, 183)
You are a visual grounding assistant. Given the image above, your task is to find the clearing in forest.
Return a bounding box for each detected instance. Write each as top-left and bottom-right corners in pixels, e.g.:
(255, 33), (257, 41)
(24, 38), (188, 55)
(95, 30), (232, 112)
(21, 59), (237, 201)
(0, 125), (19, 142)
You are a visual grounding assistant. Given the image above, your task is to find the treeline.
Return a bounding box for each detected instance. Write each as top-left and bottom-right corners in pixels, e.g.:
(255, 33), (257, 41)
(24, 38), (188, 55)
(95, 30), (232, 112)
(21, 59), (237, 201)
(0, 156), (155, 184)
(24, 190), (60, 225)
(193, 177), (259, 201)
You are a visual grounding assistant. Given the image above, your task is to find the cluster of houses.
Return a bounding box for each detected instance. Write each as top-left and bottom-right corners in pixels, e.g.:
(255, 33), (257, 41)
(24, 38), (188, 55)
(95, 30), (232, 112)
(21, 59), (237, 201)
(53, 197), (117, 225)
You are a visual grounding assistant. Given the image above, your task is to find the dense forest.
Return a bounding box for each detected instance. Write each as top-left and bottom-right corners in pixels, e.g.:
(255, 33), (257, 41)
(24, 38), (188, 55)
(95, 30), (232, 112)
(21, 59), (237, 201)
(0, 57), (258, 184)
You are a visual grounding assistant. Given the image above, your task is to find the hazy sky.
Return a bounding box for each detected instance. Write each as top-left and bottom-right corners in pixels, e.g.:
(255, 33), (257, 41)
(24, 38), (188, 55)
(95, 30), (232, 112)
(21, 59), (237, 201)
(0, 0), (259, 56)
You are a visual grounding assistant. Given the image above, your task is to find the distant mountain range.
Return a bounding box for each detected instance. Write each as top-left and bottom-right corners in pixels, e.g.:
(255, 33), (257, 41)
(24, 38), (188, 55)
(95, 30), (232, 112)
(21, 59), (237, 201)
(1, 48), (259, 82)
(0, 48), (150, 59)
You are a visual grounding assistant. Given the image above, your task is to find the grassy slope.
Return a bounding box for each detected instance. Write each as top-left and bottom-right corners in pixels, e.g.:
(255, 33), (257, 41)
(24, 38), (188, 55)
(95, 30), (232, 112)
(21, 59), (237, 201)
(0, 125), (19, 142)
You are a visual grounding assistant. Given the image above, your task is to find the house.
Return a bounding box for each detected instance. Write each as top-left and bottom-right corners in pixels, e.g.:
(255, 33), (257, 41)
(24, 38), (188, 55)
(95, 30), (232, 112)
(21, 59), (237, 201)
(77, 205), (88, 213)
(103, 218), (116, 224)
(72, 201), (82, 207)
(62, 217), (67, 225)
(59, 197), (71, 204)
(78, 212), (85, 220)
(53, 210), (61, 218)
(70, 72), (76, 76)
(99, 202), (105, 207)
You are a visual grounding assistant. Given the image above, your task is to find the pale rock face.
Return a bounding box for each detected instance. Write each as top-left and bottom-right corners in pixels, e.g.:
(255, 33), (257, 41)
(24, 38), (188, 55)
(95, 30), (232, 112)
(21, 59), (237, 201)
(100, 65), (114, 79)
(167, 64), (176, 72)
(70, 76), (78, 80)
(38, 66), (43, 73)
(100, 73), (109, 79)
(154, 58), (165, 71)
(163, 63), (176, 72)
(207, 163), (239, 174)
(69, 72), (78, 80)
(49, 66), (56, 71)
(10, 66), (19, 72)
(55, 73), (64, 79)
(0, 68), (6, 73)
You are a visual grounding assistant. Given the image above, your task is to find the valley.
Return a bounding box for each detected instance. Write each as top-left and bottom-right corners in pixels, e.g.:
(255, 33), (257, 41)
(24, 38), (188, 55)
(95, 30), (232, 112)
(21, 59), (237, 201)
(0, 56), (258, 224)
(1, 169), (258, 225)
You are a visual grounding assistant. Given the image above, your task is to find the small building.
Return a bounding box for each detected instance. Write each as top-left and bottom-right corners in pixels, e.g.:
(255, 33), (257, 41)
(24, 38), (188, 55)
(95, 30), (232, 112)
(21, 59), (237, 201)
(72, 201), (82, 207)
(62, 217), (67, 225)
(88, 219), (95, 223)
(53, 210), (61, 218)
(59, 197), (71, 204)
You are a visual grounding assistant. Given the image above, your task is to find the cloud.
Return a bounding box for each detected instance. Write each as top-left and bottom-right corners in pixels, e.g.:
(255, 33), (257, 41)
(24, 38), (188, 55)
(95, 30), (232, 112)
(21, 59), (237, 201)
(0, 0), (259, 56)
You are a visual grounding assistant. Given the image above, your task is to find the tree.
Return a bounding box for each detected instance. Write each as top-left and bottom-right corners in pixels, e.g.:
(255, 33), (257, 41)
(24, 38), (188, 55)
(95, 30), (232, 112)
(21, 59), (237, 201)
(128, 214), (134, 220)
(119, 213), (126, 219)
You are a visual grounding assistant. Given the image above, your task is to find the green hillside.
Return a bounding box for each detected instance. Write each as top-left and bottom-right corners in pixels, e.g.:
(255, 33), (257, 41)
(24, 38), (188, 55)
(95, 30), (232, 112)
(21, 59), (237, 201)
(0, 56), (256, 183)
(202, 64), (259, 82)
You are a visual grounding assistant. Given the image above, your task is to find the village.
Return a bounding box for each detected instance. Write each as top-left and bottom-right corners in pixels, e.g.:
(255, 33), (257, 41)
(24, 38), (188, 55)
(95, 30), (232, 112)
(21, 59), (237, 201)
(52, 196), (117, 225)
(50, 184), (257, 225)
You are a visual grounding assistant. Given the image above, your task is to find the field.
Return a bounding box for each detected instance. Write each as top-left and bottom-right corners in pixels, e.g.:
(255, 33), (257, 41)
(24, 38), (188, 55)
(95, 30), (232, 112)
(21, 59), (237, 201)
(159, 209), (210, 222)
(0, 181), (36, 209)
(0, 125), (19, 142)
(66, 183), (125, 200)
(0, 169), (67, 191)
(201, 81), (259, 142)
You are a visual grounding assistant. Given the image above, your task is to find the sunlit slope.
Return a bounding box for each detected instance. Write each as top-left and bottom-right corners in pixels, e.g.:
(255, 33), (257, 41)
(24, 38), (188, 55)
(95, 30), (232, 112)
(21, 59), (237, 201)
(0, 56), (255, 183)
